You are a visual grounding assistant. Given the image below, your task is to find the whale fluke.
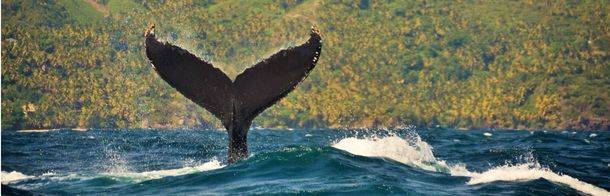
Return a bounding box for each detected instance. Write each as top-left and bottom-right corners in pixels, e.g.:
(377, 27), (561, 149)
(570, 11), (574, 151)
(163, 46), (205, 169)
(145, 25), (322, 163)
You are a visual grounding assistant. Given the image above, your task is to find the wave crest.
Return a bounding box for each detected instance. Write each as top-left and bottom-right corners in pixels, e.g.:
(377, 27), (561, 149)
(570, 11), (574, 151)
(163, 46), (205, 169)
(332, 135), (445, 172)
(466, 163), (609, 196)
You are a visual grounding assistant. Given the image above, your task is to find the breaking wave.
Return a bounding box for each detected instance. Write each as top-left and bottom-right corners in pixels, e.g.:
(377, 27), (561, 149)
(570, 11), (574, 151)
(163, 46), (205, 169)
(1, 171), (33, 184)
(332, 134), (609, 196)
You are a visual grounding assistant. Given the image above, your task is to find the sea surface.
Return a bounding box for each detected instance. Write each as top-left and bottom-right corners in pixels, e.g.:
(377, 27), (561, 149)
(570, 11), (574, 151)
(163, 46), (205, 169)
(2, 127), (609, 195)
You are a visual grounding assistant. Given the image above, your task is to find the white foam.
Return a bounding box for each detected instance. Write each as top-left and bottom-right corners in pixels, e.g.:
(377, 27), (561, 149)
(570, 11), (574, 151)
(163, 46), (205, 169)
(1, 171), (33, 184)
(17, 129), (59, 133)
(332, 135), (610, 196)
(1, 160), (225, 185)
(589, 133), (598, 138)
(483, 132), (493, 137)
(104, 159), (224, 182)
(332, 135), (446, 172)
(466, 163), (609, 196)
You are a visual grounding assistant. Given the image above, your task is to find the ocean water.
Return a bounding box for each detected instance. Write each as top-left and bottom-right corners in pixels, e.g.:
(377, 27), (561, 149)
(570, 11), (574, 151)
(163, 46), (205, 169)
(1, 128), (609, 195)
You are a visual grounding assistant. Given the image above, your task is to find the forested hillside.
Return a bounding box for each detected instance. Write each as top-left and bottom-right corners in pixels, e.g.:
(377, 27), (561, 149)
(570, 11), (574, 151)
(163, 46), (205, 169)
(2, 0), (608, 130)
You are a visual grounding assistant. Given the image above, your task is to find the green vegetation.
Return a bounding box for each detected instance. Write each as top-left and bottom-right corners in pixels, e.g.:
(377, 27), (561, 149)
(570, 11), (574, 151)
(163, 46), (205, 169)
(58, 0), (105, 25)
(1, 0), (608, 130)
(108, 0), (141, 15)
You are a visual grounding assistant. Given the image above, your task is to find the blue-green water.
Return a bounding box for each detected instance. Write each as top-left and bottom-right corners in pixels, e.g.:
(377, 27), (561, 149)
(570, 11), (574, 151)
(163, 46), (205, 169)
(2, 128), (609, 195)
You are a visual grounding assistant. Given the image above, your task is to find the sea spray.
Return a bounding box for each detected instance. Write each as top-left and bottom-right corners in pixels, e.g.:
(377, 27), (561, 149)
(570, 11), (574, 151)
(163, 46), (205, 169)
(103, 149), (132, 174)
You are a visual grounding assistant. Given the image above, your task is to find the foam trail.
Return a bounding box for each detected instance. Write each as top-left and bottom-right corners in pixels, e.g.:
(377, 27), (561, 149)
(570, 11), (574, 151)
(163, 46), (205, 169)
(2, 159), (224, 185)
(104, 159), (224, 182)
(332, 135), (609, 196)
(17, 129), (59, 133)
(1, 171), (33, 184)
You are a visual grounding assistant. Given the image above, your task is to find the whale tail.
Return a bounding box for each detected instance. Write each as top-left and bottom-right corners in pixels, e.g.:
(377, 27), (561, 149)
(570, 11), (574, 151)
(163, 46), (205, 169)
(145, 25), (322, 163)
